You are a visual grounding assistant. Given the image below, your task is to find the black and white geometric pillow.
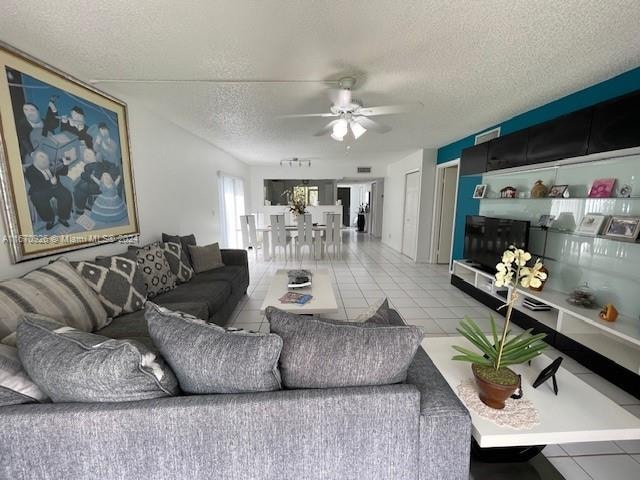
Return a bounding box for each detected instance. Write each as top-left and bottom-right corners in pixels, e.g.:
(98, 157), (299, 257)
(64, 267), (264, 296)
(129, 243), (177, 299)
(162, 242), (194, 283)
(73, 256), (147, 318)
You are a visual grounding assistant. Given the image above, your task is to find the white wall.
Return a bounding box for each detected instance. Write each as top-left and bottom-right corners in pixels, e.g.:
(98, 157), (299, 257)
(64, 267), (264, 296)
(0, 96), (249, 280)
(380, 149), (437, 261)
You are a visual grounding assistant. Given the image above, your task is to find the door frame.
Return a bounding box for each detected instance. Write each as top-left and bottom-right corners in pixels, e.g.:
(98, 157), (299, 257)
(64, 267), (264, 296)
(401, 168), (421, 261)
(429, 159), (460, 267)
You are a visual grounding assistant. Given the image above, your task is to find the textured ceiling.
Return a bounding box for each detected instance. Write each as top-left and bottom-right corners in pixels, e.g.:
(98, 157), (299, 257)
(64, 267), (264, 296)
(1, 1), (640, 164)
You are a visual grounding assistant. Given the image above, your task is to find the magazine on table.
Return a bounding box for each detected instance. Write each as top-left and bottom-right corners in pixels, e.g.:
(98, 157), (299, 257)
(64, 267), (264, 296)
(279, 291), (313, 305)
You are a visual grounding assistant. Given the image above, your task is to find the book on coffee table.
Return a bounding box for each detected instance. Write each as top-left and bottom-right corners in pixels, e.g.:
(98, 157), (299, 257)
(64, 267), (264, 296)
(287, 269), (312, 289)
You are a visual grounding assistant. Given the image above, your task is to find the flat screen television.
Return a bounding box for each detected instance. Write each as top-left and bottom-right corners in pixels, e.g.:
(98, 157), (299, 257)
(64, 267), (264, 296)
(464, 216), (530, 272)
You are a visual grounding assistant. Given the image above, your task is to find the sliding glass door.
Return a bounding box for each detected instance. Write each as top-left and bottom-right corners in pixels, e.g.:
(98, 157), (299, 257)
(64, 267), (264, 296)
(219, 174), (245, 248)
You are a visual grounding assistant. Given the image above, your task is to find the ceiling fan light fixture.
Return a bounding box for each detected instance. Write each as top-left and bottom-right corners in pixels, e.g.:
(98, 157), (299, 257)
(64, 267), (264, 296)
(350, 120), (367, 139)
(331, 118), (348, 141)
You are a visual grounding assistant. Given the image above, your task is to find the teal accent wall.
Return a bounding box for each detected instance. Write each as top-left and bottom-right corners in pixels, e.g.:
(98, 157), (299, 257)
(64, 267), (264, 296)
(438, 66), (640, 260)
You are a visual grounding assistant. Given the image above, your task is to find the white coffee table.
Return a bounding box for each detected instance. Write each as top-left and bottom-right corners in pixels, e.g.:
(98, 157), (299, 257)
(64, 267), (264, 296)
(422, 336), (640, 454)
(260, 269), (338, 315)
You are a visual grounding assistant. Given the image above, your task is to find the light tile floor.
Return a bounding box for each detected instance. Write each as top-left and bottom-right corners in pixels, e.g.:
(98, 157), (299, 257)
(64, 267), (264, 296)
(229, 230), (640, 480)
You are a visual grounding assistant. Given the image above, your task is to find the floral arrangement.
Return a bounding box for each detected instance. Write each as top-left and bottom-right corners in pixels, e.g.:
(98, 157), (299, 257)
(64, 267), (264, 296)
(281, 187), (307, 216)
(453, 246), (548, 385)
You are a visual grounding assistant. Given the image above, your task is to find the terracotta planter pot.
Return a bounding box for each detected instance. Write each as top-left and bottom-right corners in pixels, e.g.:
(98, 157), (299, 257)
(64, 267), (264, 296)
(472, 364), (519, 409)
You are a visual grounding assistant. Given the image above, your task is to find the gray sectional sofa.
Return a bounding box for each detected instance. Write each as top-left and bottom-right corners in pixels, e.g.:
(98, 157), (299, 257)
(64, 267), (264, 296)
(1, 298), (471, 479)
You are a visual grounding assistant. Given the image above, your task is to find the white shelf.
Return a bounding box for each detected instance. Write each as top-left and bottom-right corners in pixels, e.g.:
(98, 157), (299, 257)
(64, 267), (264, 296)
(452, 260), (640, 374)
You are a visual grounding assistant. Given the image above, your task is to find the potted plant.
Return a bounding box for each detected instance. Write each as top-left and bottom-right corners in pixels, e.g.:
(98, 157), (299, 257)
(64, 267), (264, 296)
(281, 187), (307, 217)
(452, 247), (549, 409)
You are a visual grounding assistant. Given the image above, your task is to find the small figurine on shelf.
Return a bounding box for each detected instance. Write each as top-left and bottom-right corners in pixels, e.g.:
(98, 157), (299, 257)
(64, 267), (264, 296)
(531, 180), (549, 198)
(599, 304), (618, 322)
(500, 186), (517, 198)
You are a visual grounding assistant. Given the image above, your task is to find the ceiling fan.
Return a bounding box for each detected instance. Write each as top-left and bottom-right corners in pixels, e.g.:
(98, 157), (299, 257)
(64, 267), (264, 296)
(279, 77), (423, 142)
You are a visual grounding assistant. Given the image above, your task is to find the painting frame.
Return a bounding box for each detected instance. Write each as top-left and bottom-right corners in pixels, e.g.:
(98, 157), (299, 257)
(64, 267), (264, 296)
(548, 184), (568, 198)
(472, 184), (487, 199)
(575, 213), (607, 236)
(602, 215), (640, 241)
(0, 42), (139, 263)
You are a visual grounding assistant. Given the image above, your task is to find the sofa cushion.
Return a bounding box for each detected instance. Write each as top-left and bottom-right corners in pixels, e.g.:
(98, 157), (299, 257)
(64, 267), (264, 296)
(266, 307), (422, 389)
(129, 242), (177, 298)
(161, 242), (194, 283)
(0, 258), (108, 342)
(17, 314), (178, 403)
(146, 303), (282, 394)
(162, 233), (196, 268)
(72, 255), (147, 318)
(0, 344), (47, 406)
(155, 280), (231, 316)
(191, 265), (247, 295)
(188, 243), (224, 273)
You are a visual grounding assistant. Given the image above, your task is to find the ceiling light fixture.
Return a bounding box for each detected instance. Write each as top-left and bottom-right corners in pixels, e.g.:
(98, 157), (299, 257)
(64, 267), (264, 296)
(331, 117), (348, 141)
(350, 120), (367, 139)
(280, 158), (311, 168)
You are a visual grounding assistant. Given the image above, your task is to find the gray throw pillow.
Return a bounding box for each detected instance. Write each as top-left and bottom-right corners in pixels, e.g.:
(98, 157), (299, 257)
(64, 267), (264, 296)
(129, 242), (177, 298)
(72, 255), (147, 318)
(0, 258), (109, 342)
(17, 314), (178, 403)
(0, 344), (47, 406)
(188, 243), (224, 273)
(161, 242), (194, 283)
(146, 303), (282, 394)
(162, 233), (196, 268)
(266, 306), (422, 389)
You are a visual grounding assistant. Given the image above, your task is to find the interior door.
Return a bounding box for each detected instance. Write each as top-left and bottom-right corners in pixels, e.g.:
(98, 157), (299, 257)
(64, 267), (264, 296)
(436, 166), (458, 263)
(402, 172), (420, 259)
(337, 187), (351, 226)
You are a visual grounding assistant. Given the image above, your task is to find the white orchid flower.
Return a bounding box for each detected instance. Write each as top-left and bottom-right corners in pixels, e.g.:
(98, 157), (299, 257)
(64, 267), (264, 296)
(502, 250), (516, 264)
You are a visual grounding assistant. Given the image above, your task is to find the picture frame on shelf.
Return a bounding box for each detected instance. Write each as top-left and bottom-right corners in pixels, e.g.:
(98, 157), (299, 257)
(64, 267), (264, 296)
(548, 184), (568, 198)
(588, 178), (616, 198)
(472, 184), (487, 199)
(537, 214), (555, 229)
(602, 216), (640, 241)
(575, 214), (607, 236)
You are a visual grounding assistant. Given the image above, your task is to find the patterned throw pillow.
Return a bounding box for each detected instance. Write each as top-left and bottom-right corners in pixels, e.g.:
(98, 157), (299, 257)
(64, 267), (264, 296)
(0, 258), (108, 342)
(162, 233), (196, 268)
(0, 344), (48, 406)
(162, 242), (194, 283)
(129, 242), (177, 298)
(17, 314), (178, 403)
(72, 256), (147, 318)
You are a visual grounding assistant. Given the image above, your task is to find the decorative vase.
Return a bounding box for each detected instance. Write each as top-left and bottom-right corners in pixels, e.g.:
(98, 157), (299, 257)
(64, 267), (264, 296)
(472, 364), (519, 409)
(531, 180), (549, 198)
(529, 265), (549, 292)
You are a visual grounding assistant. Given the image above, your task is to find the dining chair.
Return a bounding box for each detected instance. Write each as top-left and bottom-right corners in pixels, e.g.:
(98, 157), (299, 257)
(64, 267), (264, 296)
(239, 215), (260, 258)
(270, 214), (291, 260)
(295, 213), (314, 261)
(324, 213), (342, 260)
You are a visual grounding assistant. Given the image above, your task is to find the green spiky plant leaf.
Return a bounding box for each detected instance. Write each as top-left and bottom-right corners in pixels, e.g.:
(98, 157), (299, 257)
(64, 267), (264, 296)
(452, 315), (547, 370)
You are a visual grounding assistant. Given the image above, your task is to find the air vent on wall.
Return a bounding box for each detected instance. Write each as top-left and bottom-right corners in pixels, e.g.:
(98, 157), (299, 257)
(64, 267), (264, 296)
(475, 127), (501, 145)
(357, 167), (372, 173)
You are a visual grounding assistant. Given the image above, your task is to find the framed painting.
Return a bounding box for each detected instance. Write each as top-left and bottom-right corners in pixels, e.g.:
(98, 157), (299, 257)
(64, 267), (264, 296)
(0, 43), (139, 263)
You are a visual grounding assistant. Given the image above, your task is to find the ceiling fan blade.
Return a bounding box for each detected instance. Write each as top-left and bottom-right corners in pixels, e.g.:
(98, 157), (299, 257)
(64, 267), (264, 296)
(329, 88), (352, 108)
(277, 112), (338, 119)
(358, 102), (423, 116)
(313, 120), (340, 137)
(353, 116), (391, 134)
